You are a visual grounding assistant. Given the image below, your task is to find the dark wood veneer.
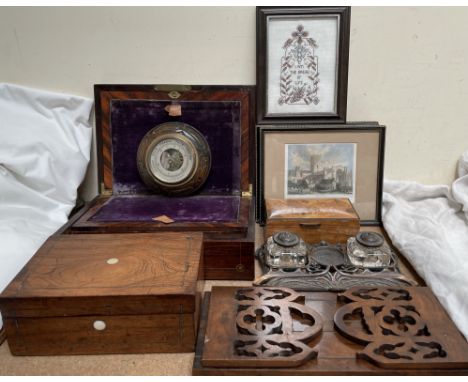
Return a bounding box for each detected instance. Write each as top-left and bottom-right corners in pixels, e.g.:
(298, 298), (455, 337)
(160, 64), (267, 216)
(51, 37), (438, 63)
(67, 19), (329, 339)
(0, 327), (5, 346)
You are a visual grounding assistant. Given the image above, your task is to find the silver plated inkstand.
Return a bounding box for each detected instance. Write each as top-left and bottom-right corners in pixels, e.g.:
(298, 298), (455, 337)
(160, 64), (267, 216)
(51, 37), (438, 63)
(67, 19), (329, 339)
(255, 231), (414, 291)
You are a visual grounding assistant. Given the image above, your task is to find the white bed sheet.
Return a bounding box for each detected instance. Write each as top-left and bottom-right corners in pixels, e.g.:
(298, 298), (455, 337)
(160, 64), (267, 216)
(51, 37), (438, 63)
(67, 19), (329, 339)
(0, 83), (93, 329)
(382, 151), (468, 339)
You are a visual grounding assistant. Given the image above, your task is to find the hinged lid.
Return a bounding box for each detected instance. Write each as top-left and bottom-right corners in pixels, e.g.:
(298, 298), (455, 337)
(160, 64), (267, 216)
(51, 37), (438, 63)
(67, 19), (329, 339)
(94, 85), (254, 196)
(266, 198), (360, 221)
(0, 232), (203, 318)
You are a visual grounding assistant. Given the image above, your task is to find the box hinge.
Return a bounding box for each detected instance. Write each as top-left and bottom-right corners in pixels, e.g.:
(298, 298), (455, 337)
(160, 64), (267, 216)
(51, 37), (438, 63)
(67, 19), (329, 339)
(153, 85), (192, 99)
(100, 182), (113, 196)
(242, 184), (253, 198)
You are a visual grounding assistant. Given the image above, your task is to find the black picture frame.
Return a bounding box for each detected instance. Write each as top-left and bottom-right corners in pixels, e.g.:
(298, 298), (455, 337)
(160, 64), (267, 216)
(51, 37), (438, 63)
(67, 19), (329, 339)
(256, 6), (351, 124)
(255, 123), (386, 226)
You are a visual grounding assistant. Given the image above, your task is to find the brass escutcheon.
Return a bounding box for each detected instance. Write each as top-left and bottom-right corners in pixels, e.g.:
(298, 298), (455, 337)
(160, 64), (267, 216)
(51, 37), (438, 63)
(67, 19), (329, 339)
(236, 264), (245, 273)
(168, 91), (181, 99)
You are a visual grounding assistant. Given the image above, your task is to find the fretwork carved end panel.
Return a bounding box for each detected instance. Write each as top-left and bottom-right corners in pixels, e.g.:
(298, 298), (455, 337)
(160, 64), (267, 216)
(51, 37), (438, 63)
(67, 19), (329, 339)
(201, 286), (323, 368)
(333, 287), (468, 369)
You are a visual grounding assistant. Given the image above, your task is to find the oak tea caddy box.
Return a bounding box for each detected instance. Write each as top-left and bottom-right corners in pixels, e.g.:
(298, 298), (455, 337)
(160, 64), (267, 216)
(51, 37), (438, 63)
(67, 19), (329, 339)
(264, 198), (360, 244)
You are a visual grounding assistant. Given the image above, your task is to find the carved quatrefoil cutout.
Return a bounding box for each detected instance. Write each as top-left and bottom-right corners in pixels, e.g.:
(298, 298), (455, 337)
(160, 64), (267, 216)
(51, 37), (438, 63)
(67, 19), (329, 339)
(333, 287), (451, 369)
(233, 287), (323, 367)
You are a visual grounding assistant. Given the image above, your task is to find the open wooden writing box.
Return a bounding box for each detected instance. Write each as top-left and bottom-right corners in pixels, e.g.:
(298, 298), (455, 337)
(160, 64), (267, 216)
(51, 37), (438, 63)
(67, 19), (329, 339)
(67, 85), (255, 280)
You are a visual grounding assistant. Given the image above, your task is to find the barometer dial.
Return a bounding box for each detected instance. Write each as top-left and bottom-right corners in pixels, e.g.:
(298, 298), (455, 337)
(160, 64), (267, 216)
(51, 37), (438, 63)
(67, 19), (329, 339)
(137, 122), (211, 195)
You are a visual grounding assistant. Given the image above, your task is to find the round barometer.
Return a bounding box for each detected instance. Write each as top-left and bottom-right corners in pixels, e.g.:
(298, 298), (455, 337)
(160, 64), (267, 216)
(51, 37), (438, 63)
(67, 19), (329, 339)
(137, 122), (211, 195)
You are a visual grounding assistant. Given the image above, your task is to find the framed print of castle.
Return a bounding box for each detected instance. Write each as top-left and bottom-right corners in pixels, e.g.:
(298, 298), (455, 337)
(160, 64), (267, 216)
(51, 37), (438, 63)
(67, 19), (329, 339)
(256, 124), (386, 226)
(285, 143), (356, 202)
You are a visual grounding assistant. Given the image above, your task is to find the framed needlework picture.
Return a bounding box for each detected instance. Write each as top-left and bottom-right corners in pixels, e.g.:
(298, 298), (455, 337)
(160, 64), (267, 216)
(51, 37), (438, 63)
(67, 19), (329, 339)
(256, 124), (386, 225)
(256, 6), (351, 124)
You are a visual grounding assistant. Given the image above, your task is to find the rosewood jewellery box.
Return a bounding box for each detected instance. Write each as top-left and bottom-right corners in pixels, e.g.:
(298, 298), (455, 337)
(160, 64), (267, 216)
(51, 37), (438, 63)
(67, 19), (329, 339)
(68, 85), (256, 280)
(0, 232), (204, 355)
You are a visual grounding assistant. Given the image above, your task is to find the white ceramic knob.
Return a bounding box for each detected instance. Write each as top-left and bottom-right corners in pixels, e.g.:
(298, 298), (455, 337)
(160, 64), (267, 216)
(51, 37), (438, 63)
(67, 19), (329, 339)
(93, 320), (107, 331)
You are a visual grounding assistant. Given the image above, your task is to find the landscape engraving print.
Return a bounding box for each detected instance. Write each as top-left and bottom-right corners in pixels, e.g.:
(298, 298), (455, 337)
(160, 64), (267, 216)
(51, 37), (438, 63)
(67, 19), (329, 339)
(279, 25), (319, 106)
(285, 143), (356, 201)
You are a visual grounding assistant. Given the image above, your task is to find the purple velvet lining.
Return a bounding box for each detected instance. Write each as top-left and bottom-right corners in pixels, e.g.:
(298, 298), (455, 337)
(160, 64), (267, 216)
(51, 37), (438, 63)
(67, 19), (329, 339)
(110, 99), (241, 195)
(89, 195), (240, 222)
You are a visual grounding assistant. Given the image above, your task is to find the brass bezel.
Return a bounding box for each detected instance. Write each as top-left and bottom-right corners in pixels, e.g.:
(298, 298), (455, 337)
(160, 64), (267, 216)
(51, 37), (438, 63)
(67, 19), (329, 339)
(137, 122), (211, 196)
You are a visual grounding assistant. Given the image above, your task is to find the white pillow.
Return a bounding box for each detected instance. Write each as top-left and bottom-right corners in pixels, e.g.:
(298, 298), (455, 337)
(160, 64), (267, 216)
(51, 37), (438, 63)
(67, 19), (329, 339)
(0, 83), (93, 329)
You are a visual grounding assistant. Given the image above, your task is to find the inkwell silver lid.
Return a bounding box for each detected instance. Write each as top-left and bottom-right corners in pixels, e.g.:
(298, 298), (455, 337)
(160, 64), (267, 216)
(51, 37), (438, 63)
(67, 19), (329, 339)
(273, 231), (300, 247)
(356, 232), (384, 247)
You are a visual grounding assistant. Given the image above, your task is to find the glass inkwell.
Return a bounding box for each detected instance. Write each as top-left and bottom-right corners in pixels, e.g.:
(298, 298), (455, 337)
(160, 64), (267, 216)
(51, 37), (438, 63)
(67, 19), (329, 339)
(255, 230), (413, 291)
(346, 231), (392, 269)
(265, 231), (308, 270)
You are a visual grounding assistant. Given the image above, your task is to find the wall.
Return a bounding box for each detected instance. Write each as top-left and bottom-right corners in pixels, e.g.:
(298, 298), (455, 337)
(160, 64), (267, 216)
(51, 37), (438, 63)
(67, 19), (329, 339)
(1, 6), (467, 200)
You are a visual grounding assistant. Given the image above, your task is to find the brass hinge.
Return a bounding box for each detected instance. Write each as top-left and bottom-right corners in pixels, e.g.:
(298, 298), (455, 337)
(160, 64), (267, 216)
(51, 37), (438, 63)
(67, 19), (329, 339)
(153, 85), (192, 99)
(242, 184), (253, 198)
(100, 182), (112, 196)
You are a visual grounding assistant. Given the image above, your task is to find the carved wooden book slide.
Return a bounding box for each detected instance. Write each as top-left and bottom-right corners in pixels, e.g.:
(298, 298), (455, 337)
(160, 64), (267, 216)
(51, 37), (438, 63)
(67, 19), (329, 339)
(334, 287), (468, 369)
(201, 287), (323, 368)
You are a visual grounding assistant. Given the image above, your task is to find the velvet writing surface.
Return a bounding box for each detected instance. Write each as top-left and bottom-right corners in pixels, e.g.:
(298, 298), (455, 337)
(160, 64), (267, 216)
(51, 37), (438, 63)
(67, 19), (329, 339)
(89, 195), (240, 222)
(110, 100), (241, 195)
